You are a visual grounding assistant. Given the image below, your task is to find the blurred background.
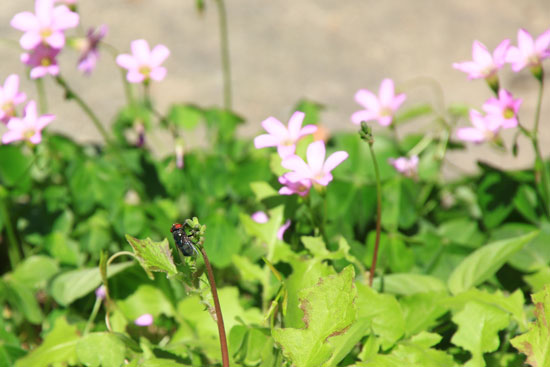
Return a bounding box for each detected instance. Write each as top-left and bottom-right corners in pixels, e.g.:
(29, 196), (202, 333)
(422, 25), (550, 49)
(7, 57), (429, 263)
(0, 0), (549, 175)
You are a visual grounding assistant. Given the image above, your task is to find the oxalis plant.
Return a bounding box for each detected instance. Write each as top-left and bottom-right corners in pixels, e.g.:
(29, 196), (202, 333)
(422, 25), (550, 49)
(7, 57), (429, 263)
(2, 0), (550, 366)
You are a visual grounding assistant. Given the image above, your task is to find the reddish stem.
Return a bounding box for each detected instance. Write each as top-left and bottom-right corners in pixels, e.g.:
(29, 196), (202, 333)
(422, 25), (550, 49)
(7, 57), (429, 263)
(200, 247), (230, 367)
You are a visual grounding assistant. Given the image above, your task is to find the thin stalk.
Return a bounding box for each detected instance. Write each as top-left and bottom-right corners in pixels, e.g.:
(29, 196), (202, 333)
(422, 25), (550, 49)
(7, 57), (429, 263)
(35, 78), (48, 114)
(200, 247), (229, 367)
(54, 75), (111, 144)
(102, 42), (134, 105)
(214, 0), (232, 110)
(367, 142), (382, 287)
(83, 296), (102, 335)
(525, 76), (550, 217)
(0, 197), (21, 269)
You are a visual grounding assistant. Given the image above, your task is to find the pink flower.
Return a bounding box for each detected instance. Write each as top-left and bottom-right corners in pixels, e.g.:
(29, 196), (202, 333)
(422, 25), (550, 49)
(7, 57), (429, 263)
(0, 75), (27, 124)
(278, 174), (312, 196)
(452, 39), (510, 79)
(482, 89), (522, 129)
(506, 28), (550, 72)
(175, 141), (184, 169)
(251, 211), (269, 223)
(77, 25), (107, 75)
(277, 219), (291, 240)
(134, 313), (153, 326)
(388, 156), (419, 177)
(254, 111), (318, 158)
(2, 100), (54, 145)
(282, 141), (348, 186)
(95, 285), (106, 300)
(456, 110), (501, 144)
(351, 78), (406, 127)
(10, 0), (79, 50)
(116, 39), (170, 83)
(21, 44), (60, 79)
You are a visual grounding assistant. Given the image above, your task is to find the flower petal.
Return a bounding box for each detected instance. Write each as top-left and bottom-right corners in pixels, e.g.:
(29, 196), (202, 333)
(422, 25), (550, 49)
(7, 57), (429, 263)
(517, 29), (534, 55)
(35, 0), (53, 26)
(29, 132), (42, 144)
(378, 78), (395, 105)
(354, 89), (379, 111)
(36, 114), (55, 130)
(2, 130), (24, 144)
(149, 67), (167, 81)
(116, 54), (138, 70)
(535, 29), (550, 54)
(277, 144), (296, 159)
(471, 41), (492, 66)
(254, 133), (278, 149)
(261, 117), (287, 139)
(3, 75), (20, 99)
(126, 70), (145, 83)
(306, 141), (326, 175)
(277, 219), (291, 240)
(493, 39), (510, 65)
(456, 127), (485, 143)
(251, 211), (269, 223)
(20, 31), (42, 50)
(30, 67), (47, 79)
(281, 155), (311, 178)
(131, 39), (151, 63)
(52, 5), (79, 29)
(350, 110), (375, 125)
(391, 93), (406, 110)
(46, 31), (65, 49)
(150, 44), (170, 67)
(10, 12), (39, 31)
(24, 101), (38, 122)
(287, 111), (305, 139)
(299, 124), (317, 137)
(323, 151), (348, 174)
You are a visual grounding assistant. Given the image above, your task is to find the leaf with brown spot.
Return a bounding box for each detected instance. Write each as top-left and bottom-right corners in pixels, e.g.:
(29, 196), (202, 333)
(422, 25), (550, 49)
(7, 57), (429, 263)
(511, 286), (550, 366)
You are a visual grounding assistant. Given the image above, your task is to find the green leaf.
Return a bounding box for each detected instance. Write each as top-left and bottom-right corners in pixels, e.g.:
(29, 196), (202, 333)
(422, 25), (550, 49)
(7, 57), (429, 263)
(524, 266), (550, 292)
(203, 212), (243, 268)
(167, 104), (203, 130)
(511, 286), (550, 367)
(118, 284), (176, 320)
(50, 261), (133, 306)
(356, 282), (405, 349)
(372, 273), (446, 295)
(126, 235), (177, 280)
(44, 231), (83, 266)
(514, 184), (540, 223)
(445, 288), (527, 331)
(381, 177), (418, 231)
(14, 317), (79, 367)
(9, 255), (59, 290)
(447, 231), (538, 294)
(272, 266), (356, 367)
(401, 292), (448, 337)
(477, 168), (520, 228)
(2, 279), (43, 324)
(0, 145), (32, 189)
(250, 181), (278, 201)
(451, 301), (510, 367)
(76, 332), (126, 367)
(502, 222), (550, 272)
(293, 99), (324, 125)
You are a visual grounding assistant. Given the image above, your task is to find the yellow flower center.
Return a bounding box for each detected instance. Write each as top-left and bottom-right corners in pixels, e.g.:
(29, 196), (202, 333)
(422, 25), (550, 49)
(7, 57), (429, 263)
(379, 107), (392, 117)
(2, 102), (14, 114)
(41, 57), (52, 66)
(40, 28), (53, 39)
(139, 66), (151, 77)
(23, 129), (35, 140)
(503, 107), (514, 119)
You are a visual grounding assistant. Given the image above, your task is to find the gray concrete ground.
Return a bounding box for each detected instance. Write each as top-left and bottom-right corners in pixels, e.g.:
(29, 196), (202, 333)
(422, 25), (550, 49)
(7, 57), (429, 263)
(0, 0), (549, 175)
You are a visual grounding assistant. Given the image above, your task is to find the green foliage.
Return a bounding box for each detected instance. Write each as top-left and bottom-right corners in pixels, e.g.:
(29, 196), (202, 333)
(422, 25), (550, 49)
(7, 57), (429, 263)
(272, 266), (356, 367)
(511, 286), (550, 366)
(1, 10), (548, 366)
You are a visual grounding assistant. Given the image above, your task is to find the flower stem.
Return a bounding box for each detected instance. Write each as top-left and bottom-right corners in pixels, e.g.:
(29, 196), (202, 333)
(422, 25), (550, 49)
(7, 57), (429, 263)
(35, 78), (48, 114)
(0, 194), (21, 269)
(54, 75), (111, 144)
(214, 0), (232, 110)
(367, 142), (382, 287)
(529, 75), (550, 216)
(83, 296), (102, 335)
(200, 247), (229, 367)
